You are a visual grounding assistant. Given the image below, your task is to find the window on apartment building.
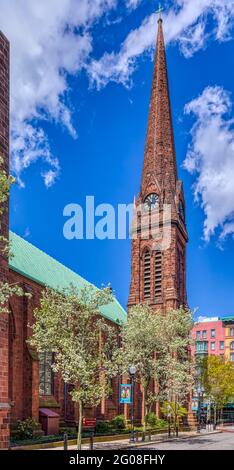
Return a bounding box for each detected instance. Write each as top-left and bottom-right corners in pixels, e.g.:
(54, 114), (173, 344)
(230, 353), (234, 362)
(211, 342), (215, 351)
(202, 330), (207, 339)
(230, 342), (234, 350)
(195, 341), (208, 352)
(196, 331), (201, 340)
(230, 328), (234, 337)
(39, 352), (54, 396)
(211, 329), (216, 338)
(219, 341), (224, 350)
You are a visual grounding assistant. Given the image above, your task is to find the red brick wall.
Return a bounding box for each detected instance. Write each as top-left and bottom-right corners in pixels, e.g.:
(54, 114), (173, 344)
(8, 271), (54, 423)
(0, 31), (10, 449)
(0, 31), (9, 247)
(8, 268), (121, 429)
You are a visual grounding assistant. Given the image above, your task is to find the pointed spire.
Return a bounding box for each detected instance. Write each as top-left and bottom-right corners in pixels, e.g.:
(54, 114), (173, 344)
(140, 16), (177, 202)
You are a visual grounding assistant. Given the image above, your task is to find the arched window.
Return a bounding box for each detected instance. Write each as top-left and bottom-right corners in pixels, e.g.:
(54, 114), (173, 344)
(155, 251), (162, 299)
(39, 352), (54, 396)
(143, 250), (151, 300)
(230, 342), (234, 350)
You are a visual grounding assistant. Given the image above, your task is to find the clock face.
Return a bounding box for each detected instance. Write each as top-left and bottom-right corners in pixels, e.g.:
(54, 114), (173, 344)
(144, 193), (159, 211)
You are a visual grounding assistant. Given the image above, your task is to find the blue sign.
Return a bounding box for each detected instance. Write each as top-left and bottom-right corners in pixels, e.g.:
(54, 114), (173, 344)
(192, 397), (198, 411)
(120, 384), (132, 404)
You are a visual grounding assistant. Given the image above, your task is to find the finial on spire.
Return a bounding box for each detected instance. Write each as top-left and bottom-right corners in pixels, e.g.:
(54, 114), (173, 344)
(156, 2), (164, 22)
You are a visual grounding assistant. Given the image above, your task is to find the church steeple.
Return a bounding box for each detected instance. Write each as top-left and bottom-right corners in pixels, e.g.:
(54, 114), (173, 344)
(140, 18), (177, 203)
(128, 15), (188, 312)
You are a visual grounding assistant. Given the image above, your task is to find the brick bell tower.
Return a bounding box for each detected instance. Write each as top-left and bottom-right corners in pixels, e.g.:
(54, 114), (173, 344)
(0, 31), (10, 449)
(128, 17), (188, 313)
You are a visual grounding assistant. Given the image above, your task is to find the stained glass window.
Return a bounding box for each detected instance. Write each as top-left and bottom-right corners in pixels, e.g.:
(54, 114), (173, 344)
(39, 352), (54, 396)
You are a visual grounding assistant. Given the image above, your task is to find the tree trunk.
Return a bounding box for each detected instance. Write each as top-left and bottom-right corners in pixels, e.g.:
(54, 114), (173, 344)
(175, 402), (179, 436)
(174, 399), (178, 436)
(142, 383), (149, 434)
(144, 402), (148, 434)
(221, 407), (223, 425)
(214, 404), (217, 429)
(77, 401), (83, 450)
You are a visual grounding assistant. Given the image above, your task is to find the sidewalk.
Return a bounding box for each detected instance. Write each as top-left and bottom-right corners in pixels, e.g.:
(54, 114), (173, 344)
(217, 425), (234, 433)
(42, 429), (220, 451)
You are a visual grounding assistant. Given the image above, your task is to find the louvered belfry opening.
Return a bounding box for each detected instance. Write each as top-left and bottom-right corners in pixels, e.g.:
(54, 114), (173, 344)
(155, 251), (162, 299)
(143, 250), (151, 300)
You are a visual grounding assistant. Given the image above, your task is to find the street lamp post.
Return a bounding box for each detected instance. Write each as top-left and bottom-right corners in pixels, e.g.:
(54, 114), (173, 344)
(129, 365), (136, 443)
(196, 386), (204, 433)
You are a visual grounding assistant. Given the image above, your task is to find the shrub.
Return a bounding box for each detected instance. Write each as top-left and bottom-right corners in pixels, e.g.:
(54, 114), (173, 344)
(145, 412), (157, 427)
(15, 418), (40, 440)
(161, 401), (188, 427)
(59, 427), (77, 437)
(111, 415), (125, 430)
(145, 413), (167, 429)
(154, 418), (168, 429)
(95, 421), (111, 434)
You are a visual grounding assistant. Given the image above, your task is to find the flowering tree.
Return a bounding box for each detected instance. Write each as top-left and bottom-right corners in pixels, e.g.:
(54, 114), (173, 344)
(119, 304), (163, 431)
(157, 307), (194, 396)
(29, 285), (121, 450)
(0, 156), (26, 313)
(157, 307), (194, 432)
(120, 305), (194, 432)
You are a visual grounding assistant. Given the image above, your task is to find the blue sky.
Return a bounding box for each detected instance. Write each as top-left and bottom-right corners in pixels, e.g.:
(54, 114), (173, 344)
(1, 0), (234, 317)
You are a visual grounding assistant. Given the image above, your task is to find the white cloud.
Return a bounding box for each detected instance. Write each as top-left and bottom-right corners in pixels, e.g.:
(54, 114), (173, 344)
(183, 86), (234, 243)
(11, 121), (60, 188)
(88, 13), (158, 89)
(0, 0), (116, 186)
(178, 17), (207, 58)
(125, 0), (142, 9)
(88, 0), (234, 88)
(42, 169), (60, 189)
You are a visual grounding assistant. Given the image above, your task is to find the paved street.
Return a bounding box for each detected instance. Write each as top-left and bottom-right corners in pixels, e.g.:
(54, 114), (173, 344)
(32, 430), (215, 451)
(134, 431), (234, 450)
(33, 430), (234, 451)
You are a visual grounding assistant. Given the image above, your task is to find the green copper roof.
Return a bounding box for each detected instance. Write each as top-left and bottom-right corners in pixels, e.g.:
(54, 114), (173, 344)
(9, 231), (127, 325)
(221, 316), (234, 323)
